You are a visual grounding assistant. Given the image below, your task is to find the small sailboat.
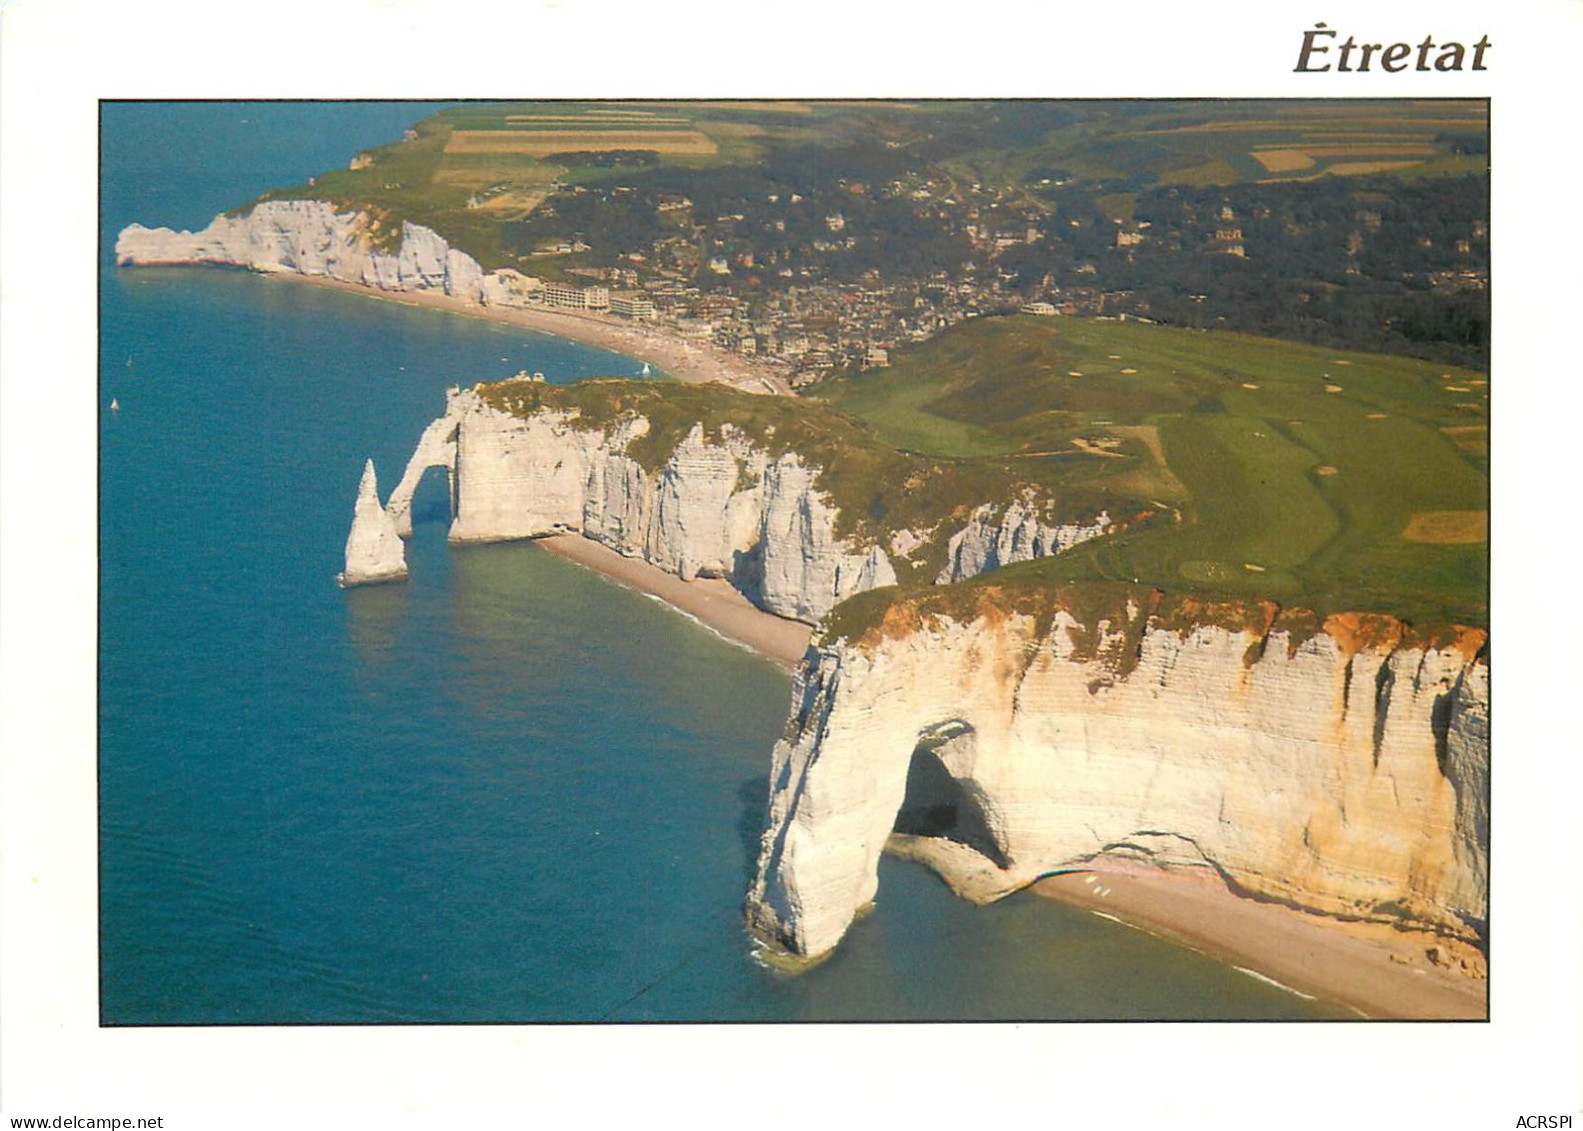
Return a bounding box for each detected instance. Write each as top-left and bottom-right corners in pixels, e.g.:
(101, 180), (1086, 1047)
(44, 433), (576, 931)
(640, 362), (651, 377)
(110, 398), (120, 412)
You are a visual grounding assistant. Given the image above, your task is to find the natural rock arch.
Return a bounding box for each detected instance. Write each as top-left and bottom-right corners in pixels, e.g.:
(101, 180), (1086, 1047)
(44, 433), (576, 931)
(405, 464), (457, 534)
(385, 394), (462, 537)
(747, 608), (1490, 963)
(891, 720), (1011, 871)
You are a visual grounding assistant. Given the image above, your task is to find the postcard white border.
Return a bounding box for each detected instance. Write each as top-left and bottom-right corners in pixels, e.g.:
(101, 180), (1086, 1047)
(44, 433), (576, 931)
(3, 0), (1579, 1125)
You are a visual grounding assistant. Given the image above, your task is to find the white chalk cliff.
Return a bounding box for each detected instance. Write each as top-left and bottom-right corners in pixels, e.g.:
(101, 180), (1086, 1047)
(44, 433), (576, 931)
(338, 460), (407, 586)
(116, 200), (492, 303)
(380, 387), (897, 624)
(745, 591), (1489, 960)
(936, 498), (1112, 584)
(119, 203), (1118, 606)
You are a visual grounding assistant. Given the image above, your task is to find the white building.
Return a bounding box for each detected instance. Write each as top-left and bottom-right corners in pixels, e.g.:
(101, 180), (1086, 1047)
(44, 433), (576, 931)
(610, 292), (656, 320)
(543, 282), (586, 309)
(542, 283), (611, 311)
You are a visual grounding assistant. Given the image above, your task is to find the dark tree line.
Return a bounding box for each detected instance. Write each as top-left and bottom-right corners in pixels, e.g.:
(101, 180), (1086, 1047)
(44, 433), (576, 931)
(1017, 173), (1490, 368)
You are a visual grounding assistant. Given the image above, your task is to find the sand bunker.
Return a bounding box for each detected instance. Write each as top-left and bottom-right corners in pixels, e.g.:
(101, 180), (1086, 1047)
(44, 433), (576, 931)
(1252, 148), (1315, 173)
(1440, 425), (1488, 457)
(1402, 510), (1488, 544)
(1071, 436), (1126, 458)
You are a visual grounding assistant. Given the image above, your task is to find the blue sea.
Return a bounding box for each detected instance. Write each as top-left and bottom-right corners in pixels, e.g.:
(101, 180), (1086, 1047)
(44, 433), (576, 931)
(98, 102), (1339, 1023)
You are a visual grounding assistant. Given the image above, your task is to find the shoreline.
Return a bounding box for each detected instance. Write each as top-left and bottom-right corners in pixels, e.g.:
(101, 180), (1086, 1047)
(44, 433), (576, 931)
(533, 533), (813, 669)
(507, 531), (1488, 1021)
(267, 270), (795, 395)
(1032, 862), (1487, 1020)
(252, 269), (1482, 1022)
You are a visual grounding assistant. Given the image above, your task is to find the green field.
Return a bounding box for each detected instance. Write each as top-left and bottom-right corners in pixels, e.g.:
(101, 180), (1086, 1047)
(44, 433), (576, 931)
(241, 100), (1486, 272)
(965, 100), (1488, 201)
(814, 315), (1488, 627)
(241, 100), (890, 268)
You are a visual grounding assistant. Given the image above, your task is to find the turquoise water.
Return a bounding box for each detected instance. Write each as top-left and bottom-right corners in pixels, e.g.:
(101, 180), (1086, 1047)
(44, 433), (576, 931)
(98, 103), (1340, 1023)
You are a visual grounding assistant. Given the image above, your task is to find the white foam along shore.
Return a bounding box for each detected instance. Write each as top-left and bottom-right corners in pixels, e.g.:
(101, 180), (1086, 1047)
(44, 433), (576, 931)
(1033, 862), (1486, 1019)
(534, 533), (813, 668)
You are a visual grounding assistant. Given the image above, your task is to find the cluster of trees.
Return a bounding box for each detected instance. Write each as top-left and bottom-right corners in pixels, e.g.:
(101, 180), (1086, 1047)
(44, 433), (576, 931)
(500, 140), (970, 283)
(1009, 173), (1490, 367)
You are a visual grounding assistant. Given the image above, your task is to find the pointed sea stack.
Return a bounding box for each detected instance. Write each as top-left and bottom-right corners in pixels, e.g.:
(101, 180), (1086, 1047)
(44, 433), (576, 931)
(338, 459), (408, 587)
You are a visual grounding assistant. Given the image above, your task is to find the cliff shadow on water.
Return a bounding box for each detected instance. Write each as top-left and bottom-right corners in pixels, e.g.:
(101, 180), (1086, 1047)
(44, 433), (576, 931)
(737, 776), (772, 885)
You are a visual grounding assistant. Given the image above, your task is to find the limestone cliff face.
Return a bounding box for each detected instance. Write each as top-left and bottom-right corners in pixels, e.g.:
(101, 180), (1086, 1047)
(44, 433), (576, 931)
(936, 498), (1112, 584)
(338, 460), (407, 586)
(745, 591), (1489, 960)
(115, 200), (489, 302)
(385, 388), (897, 624)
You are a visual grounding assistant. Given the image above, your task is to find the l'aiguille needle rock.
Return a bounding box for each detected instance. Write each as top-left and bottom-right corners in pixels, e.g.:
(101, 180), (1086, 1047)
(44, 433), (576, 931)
(338, 459), (407, 587)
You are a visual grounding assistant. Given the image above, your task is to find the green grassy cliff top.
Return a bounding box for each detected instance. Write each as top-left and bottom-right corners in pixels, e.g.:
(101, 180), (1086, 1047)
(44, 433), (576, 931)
(476, 311), (1487, 634)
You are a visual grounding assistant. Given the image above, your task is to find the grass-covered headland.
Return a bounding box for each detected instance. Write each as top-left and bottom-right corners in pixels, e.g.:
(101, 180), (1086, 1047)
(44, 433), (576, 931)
(484, 314), (1487, 636)
(245, 99), (1485, 638)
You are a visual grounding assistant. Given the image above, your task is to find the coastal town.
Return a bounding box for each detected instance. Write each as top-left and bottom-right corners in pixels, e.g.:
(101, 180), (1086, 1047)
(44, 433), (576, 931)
(219, 101), (1490, 389)
(472, 162), (1489, 388)
(461, 174), (1067, 389)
